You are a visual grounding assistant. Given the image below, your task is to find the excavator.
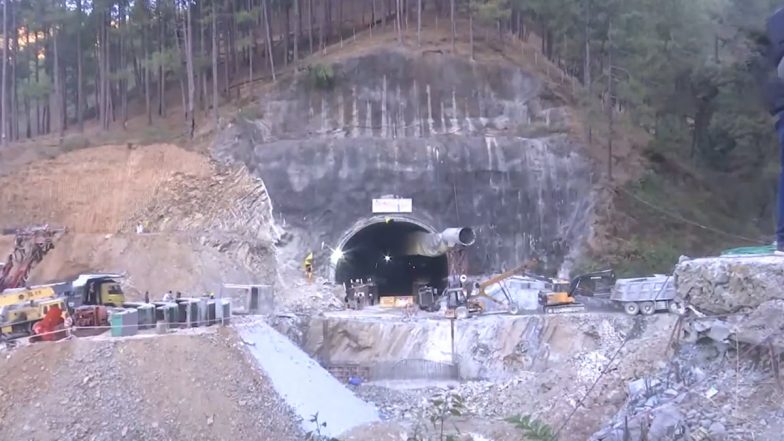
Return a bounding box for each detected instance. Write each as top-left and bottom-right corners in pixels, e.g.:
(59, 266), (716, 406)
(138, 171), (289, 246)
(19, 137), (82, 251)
(444, 259), (539, 319)
(444, 259), (593, 318)
(538, 278), (586, 314)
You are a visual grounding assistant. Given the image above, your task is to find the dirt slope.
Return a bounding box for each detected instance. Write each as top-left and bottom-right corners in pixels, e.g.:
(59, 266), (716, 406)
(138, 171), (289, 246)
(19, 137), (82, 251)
(0, 330), (303, 441)
(0, 143), (280, 299)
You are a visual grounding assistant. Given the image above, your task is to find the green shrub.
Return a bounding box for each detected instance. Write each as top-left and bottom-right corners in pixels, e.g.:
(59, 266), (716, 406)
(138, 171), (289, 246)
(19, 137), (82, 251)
(308, 64), (336, 90)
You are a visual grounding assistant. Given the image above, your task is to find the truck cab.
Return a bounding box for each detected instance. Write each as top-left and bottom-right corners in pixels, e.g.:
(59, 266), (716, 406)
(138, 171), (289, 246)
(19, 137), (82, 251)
(67, 274), (126, 308)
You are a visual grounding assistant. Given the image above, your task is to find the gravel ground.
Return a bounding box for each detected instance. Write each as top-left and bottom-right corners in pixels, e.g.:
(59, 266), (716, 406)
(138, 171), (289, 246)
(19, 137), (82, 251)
(0, 329), (303, 441)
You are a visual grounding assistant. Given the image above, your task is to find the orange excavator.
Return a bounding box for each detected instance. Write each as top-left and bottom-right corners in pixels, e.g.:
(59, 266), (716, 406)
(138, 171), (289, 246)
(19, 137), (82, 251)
(444, 259), (539, 319)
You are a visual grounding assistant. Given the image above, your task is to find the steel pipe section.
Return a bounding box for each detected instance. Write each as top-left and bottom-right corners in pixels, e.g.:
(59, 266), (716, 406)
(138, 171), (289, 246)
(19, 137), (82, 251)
(405, 227), (476, 257)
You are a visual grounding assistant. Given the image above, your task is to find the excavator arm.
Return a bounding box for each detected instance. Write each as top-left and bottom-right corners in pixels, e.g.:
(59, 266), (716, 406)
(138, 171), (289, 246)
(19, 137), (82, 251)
(475, 258), (540, 298)
(468, 259), (540, 313)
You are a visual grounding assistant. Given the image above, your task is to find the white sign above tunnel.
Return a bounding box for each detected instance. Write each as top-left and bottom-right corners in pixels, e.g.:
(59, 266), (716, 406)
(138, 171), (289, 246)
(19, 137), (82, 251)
(372, 198), (413, 213)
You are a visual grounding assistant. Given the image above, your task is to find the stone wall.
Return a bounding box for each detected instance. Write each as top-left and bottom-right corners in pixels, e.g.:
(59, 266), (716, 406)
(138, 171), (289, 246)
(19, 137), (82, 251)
(213, 49), (595, 276)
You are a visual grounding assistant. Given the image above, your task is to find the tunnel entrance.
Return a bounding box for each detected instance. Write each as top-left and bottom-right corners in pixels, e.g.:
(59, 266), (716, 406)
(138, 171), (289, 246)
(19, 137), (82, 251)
(334, 221), (449, 297)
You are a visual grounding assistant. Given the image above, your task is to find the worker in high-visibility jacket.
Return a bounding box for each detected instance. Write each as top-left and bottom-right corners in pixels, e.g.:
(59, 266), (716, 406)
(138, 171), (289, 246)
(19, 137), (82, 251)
(304, 252), (314, 283)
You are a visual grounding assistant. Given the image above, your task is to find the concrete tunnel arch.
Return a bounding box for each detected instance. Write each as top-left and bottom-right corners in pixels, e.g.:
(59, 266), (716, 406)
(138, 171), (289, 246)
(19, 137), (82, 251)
(331, 215), (451, 297)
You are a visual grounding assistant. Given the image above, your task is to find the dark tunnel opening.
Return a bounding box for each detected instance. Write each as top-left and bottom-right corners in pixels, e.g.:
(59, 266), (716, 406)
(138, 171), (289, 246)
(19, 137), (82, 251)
(334, 221), (449, 297)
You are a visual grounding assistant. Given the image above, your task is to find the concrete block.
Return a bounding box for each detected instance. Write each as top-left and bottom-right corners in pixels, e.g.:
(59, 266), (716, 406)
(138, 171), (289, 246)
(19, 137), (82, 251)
(184, 300), (199, 327)
(122, 309), (138, 337)
(155, 303), (178, 326)
(198, 298), (209, 326)
(219, 300), (231, 325)
(207, 301), (216, 326)
(109, 310), (126, 338)
(176, 302), (188, 327)
(109, 309), (137, 337)
(136, 304), (156, 330)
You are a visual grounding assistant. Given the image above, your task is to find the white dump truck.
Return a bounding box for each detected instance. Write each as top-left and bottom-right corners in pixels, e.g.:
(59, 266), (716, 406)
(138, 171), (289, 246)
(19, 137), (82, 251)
(610, 275), (683, 316)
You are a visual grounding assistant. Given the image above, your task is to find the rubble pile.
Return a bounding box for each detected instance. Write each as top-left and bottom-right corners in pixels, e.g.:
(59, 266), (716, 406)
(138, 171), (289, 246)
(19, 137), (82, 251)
(124, 165), (280, 280)
(675, 256), (784, 314)
(590, 255), (784, 441)
(676, 255), (784, 352)
(0, 331), (305, 441)
(591, 343), (784, 441)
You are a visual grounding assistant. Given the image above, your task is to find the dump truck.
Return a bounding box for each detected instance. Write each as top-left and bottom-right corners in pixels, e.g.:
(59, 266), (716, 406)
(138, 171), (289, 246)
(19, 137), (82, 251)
(65, 273), (126, 308)
(611, 275), (682, 316)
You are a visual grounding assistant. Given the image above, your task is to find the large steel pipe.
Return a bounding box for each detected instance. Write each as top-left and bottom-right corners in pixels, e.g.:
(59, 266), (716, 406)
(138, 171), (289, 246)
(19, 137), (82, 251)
(405, 227), (476, 257)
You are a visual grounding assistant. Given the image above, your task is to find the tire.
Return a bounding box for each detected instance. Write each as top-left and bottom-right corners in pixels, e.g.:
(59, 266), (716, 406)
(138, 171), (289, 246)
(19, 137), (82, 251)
(508, 302), (520, 315)
(624, 302), (640, 316)
(640, 301), (655, 315)
(456, 306), (469, 320)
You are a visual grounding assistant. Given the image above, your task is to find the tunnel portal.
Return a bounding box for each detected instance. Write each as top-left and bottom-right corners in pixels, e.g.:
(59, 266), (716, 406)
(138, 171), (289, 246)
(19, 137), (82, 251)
(334, 220), (449, 297)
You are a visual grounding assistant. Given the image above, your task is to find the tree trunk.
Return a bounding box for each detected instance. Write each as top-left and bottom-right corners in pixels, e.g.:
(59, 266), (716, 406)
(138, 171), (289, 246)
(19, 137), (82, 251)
(228, 0), (237, 80)
(97, 14), (104, 129)
(1, 0), (7, 146)
(308, 0), (314, 54)
(52, 0), (63, 138)
(249, 0), (254, 87)
(173, 4), (187, 120)
(119, 0), (127, 129)
(450, 0), (455, 52)
(583, 0), (591, 86)
(76, 0), (84, 131)
(396, 0), (402, 44)
(24, 28), (30, 138)
(294, 0), (300, 62)
(469, 1), (474, 61)
(184, 0), (196, 138)
(262, 0), (276, 80)
(607, 19), (613, 181)
(319, 0), (326, 53)
(159, 4), (166, 118)
(145, 30), (151, 125)
(199, 1), (207, 111)
(212, 0), (219, 126)
(35, 29), (40, 135)
(284, 4), (291, 66)
(417, 0), (421, 46)
(10, 2), (17, 141)
(223, 0), (230, 96)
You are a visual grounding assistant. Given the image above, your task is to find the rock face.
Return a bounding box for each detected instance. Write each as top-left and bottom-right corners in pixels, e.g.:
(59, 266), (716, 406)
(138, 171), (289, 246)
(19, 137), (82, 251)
(675, 255), (784, 314)
(298, 312), (674, 381)
(213, 49), (594, 276)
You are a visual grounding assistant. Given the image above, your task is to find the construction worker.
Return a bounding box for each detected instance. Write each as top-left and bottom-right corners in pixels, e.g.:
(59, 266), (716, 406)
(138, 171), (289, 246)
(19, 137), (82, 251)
(304, 251), (314, 283)
(767, 6), (784, 254)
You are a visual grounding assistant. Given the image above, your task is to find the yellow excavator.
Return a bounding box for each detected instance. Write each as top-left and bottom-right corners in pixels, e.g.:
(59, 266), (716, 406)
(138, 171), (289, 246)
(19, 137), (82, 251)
(538, 278), (585, 314)
(445, 259), (539, 319)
